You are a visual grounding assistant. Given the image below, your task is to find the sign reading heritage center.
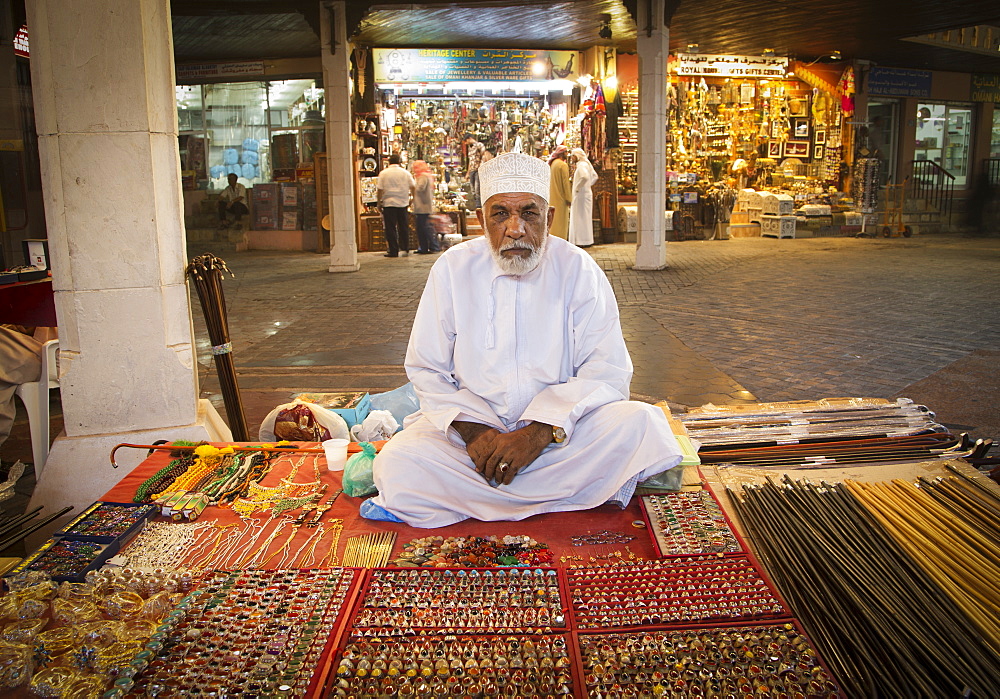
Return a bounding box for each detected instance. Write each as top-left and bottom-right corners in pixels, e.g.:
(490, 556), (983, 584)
(867, 67), (932, 98)
(671, 54), (788, 78)
(373, 48), (579, 83)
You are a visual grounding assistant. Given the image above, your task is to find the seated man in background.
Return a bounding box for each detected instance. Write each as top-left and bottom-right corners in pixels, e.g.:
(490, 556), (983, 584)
(365, 152), (683, 528)
(0, 326), (42, 459)
(217, 173), (248, 229)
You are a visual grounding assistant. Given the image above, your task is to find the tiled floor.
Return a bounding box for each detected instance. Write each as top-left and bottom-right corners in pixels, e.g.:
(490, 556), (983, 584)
(184, 232), (1000, 447)
(5, 231), (1000, 480)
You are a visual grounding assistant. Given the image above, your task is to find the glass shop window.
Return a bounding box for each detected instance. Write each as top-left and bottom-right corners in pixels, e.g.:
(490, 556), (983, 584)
(174, 78), (324, 190)
(914, 103), (973, 187)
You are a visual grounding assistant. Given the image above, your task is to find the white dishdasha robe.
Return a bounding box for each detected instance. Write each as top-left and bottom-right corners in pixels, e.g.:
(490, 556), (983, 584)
(370, 235), (683, 527)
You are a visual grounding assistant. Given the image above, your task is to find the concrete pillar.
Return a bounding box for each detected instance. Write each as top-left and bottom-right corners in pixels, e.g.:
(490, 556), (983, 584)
(634, 0), (668, 271)
(321, 1), (360, 273)
(26, 0), (229, 513)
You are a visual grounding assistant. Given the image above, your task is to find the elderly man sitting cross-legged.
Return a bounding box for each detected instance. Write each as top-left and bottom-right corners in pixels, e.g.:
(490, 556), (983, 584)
(362, 152), (683, 528)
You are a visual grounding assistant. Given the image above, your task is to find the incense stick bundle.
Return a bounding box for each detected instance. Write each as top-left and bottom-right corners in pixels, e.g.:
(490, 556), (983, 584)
(342, 531), (396, 568)
(730, 476), (1000, 697)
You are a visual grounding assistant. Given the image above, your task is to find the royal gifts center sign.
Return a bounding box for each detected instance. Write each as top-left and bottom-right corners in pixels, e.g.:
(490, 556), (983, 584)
(373, 48), (579, 83)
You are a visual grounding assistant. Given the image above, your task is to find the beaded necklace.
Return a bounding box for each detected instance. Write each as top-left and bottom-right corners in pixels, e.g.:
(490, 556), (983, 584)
(133, 452), (196, 504)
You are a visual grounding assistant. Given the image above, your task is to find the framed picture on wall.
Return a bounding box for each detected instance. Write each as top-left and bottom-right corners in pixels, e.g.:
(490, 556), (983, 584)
(767, 140), (782, 158)
(770, 121), (783, 139)
(783, 141), (809, 158)
(814, 129), (827, 144)
(813, 144), (825, 160)
(380, 135), (390, 155)
(792, 118), (810, 140)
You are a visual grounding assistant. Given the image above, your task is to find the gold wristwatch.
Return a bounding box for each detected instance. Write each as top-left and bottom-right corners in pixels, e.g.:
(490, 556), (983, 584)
(552, 425), (567, 443)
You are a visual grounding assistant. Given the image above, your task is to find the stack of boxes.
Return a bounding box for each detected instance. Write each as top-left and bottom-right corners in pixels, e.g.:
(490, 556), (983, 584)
(728, 189), (761, 237)
(760, 193), (796, 238)
(251, 183), (281, 230)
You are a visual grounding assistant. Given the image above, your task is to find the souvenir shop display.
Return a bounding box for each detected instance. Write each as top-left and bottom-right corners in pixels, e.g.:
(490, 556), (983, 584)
(578, 623), (840, 697)
(0, 383), (996, 698)
(566, 557), (788, 629)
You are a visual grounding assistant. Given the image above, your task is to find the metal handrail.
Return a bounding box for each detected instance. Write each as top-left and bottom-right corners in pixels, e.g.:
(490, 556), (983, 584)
(908, 160), (954, 225)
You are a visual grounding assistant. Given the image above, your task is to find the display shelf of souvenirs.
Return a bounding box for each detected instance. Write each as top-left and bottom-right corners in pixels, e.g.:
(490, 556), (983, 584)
(386, 95), (562, 164)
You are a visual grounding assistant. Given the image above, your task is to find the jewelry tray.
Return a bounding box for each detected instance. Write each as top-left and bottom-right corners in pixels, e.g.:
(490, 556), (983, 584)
(55, 501), (159, 544)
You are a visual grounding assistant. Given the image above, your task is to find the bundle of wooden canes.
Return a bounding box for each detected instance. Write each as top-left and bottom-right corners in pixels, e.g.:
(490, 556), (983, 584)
(186, 253), (249, 441)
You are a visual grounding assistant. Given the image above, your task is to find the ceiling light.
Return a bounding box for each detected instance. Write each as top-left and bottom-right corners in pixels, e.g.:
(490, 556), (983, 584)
(829, 50), (842, 60)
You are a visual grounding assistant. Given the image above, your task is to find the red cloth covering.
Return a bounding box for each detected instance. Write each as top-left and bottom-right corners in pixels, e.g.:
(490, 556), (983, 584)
(103, 443), (659, 565)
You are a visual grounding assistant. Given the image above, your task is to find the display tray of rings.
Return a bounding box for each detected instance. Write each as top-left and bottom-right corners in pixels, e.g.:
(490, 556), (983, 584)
(577, 621), (841, 697)
(638, 490), (745, 557)
(126, 568), (362, 698)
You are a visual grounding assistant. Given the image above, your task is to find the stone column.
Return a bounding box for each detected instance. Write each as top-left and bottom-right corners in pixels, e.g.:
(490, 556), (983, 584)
(26, 0), (229, 514)
(321, 0), (360, 273)
(634, 0), (669, 270)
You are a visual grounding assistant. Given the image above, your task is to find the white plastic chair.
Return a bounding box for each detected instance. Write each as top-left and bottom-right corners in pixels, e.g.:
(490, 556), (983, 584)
(14, 339), (59, 476)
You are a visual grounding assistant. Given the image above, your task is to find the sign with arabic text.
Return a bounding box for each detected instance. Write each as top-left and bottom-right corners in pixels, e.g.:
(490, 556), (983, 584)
(373, 48), (579, 83)
(176, 61), (265, 82)
(866, 67), (931, 97)
(672, 53), (788, 78)
(971, 73), (1000, 103)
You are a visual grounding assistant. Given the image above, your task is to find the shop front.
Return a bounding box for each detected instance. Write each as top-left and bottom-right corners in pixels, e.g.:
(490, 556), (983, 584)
(175, 59), (328, 249)
(355, 47), (600, 250)
(607, 52), (859, 241)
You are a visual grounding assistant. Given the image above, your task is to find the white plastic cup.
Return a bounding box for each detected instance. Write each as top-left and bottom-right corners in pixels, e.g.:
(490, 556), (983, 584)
(322, 438), (350, 471)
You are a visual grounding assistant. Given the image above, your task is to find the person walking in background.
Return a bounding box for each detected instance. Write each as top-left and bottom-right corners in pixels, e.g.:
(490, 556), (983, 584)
(217, 173), (248, 229)
(463, 134), (488, 208)
(376, 153), (416, 257)
(412, 160), (440, 254)
(569, 148), (599, 247)
(547, 146), (571, 239)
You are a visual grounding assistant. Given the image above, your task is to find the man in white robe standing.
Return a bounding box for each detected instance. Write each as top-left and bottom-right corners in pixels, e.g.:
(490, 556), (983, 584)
(568, 147), (599, 247)
(362, 152), (683, 528)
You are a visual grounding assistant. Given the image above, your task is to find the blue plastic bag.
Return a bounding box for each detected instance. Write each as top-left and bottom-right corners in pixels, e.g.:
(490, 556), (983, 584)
(369, 383), (420, 431)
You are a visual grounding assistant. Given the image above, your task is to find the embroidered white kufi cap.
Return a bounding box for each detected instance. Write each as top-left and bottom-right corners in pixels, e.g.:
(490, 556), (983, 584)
(478, 152), (550, 205)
